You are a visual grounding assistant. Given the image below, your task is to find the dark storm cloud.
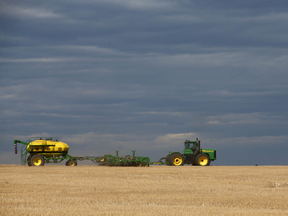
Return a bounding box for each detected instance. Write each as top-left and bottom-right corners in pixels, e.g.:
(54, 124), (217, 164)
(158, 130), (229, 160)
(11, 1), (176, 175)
(1, 0), (288, 165)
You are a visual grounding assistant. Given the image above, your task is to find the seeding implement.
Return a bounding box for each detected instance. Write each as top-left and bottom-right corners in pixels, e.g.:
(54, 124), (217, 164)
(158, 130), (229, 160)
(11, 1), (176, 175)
(96, 150), (150, 167)
(14, 137), (150, 167)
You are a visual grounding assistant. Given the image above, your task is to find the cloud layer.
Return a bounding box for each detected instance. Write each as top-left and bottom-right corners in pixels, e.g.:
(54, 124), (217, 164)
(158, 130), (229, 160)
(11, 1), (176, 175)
(1, 0), (288, 165)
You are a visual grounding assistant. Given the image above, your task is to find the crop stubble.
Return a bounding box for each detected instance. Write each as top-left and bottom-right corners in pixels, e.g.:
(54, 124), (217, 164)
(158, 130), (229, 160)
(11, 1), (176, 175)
(0, 165), (288, 215)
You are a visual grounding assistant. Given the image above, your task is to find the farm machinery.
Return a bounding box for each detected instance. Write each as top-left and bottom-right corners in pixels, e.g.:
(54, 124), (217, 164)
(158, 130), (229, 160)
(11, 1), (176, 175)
(13, 137), (150, 167)
(13, 137), (216, 167)
(96, 150), (150, 167)
(151, 138), (216, 166)
(13, 137), (99, 166)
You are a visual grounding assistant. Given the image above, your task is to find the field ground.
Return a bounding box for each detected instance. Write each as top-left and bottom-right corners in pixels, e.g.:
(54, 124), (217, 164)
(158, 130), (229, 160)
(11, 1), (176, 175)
(0, 165), (288, 216)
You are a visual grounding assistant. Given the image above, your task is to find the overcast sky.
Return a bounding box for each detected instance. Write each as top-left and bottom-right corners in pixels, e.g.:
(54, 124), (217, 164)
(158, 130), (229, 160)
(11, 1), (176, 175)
(1, 0), (288, 165)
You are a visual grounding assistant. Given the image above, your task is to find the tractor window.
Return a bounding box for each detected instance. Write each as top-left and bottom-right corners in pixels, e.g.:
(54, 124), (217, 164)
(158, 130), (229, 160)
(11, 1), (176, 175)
(185, 142), (197, 150)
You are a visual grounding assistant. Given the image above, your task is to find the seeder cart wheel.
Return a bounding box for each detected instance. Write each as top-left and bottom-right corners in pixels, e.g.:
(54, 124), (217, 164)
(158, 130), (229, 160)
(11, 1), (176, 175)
(31, 155), (45, 166)
(66, 160), (77, 166)
(27, 155), (32, 166)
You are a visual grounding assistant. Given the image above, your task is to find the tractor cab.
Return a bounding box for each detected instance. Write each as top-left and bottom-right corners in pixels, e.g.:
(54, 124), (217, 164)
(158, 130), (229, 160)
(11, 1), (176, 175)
(184, 139), (200, 154)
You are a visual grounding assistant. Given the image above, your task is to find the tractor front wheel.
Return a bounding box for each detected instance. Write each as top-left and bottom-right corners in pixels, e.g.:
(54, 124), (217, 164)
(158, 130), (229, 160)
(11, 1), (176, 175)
(30, 155), (45, 166)
(170, 154), (184, 166)
(195, 154), (211, 166)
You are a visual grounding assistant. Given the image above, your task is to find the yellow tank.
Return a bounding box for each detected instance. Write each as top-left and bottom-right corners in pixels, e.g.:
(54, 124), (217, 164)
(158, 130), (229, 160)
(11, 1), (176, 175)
(27, 139), (70, 153)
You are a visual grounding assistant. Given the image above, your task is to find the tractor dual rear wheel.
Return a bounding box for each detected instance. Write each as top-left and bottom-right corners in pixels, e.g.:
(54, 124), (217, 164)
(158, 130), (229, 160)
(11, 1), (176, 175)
(30, 155), (45, 166)
(165, 155), (172, 165)
(195, 153), (211, 166)
(170, 153), (184, 166)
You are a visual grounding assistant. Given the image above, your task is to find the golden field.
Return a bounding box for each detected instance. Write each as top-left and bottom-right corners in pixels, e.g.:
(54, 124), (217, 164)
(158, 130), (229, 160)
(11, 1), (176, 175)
(0, 165), (288, 216)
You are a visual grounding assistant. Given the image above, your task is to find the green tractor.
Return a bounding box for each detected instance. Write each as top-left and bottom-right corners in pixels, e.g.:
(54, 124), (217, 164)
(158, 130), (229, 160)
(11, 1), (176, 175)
(165, 138), (216, 166)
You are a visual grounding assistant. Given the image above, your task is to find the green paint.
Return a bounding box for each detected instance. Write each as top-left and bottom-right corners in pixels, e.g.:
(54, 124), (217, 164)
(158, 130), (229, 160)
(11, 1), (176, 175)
(96, 150), (150, 166)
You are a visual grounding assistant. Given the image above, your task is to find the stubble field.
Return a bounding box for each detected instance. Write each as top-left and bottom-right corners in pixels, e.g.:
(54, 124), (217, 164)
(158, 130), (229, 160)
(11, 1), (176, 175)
(0, 165), (288, 215)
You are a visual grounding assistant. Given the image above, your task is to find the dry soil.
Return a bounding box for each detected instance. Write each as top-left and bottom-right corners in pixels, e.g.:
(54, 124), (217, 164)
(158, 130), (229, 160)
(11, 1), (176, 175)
(0, 165), (288, 215)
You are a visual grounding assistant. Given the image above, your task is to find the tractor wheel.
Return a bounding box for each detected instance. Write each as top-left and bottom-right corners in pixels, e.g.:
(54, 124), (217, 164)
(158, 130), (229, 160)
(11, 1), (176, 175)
(170, 154), (184, 166)
(165, 155), (172, 166)
(67, 160), (77, 166)
(30, 155), (45, 166)
(195, 154), (211, 166)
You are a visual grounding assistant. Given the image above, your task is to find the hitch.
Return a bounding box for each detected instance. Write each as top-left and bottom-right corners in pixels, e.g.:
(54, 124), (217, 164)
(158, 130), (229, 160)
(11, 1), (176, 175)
(13, 140), (19, 154)
(14, 143), (17, 154)
(150, 157), (166, 165)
